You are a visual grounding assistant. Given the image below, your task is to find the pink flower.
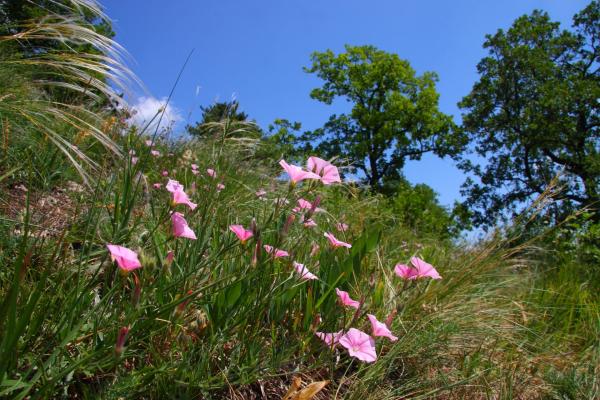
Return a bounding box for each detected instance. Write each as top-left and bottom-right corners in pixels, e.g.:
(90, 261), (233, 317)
(166, 179), (183, 193)
(296, 198), (313, 210)
(161, 170), (169, 177)
(324, 232), (352, 249)
(217, 183), (225, 192)
(410, 256), (442, 279)
(145, 139), (154, 146)
(115, 326), (130, 356)
(339, 328), (377, 363)
(279, 160), (320, 184)
(303, 218), (317, 228)
(315, 330), (343, 347)
(367, 314), (398, 341)
(229, 225), (253, 244)
(393, 264), (418, 280)
(255, 189), (267, 198)
(307, 156), (341, 185)
(171, 212), (197, 240)
(394, 257), (442, 280)
(293, 261), (318, 280)
(165, 250), (174, 266)
(263, 245), (289, 258)
(191, 163), (199, 170)
(293, 198), (324, 213)
(152, 183), (162, 189)
(131, 157), (138, 165)
(166, 179), (197, 210)
(128, 149), (136, 155)
(150, 150), (161, 157)
(172, 188), (197, 210)
(335, 288), (360, 309)
(336, 222), (349, 232)
(192, 169), (200, 175)
(206, 168), (216, 178)
(106, 244), (142, 272)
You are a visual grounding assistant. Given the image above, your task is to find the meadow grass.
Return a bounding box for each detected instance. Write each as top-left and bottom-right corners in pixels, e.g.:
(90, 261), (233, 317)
(0, 3), (598, 399)
(1, 124), (597, 399)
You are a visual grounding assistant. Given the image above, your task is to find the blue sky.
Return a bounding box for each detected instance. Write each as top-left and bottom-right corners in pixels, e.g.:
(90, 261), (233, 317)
(102, 0), (589, 206)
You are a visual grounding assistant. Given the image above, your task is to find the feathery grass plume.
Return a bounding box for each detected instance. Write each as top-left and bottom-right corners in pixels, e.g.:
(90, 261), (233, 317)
(0, 0), (138, 184)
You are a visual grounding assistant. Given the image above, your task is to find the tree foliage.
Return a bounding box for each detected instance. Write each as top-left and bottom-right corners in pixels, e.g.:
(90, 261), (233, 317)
(299, 45), (462, 191)
(459, 1), (600, 226)
(187, 101), (261, 140)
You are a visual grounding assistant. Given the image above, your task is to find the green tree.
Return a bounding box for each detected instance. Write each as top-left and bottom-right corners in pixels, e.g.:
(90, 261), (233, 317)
(300, 45), (461, 191)
(459, 2), (599, 226)
(389, 178), (471, 239)
(187, 101), (261, 139)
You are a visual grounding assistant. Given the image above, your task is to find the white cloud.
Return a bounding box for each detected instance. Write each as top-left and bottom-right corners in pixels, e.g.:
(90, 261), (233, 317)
(128, 96), (183, 130)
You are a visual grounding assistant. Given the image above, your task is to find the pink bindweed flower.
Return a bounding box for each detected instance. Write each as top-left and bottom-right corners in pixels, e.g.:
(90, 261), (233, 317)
(171, 212), (197, 240)
(336, 222), (349, 232)
(229, 225), (253, 244)
(151, 150), (161, 157)
(410, 256), (442, 279)
(293, 198), (324, 213)
(166, 179), (183, 193)
(303, 218), (317, 228)
(165, 250), (174, 266)
(338, 328), (377, 363)
(335, 288), (360, 309)
(172, 188), (197, 210)
(145, 139), (154, 146)
(315, 330), (344, 347)
(367, 314), (398, 341)
(295, 198), (313, 211)
(166, 179), (197, 210)
(217, 183), (225, 192)
(307, 156), (342, 185)
(394, 257), (442, 280)
(115, 326), (130, 356)
(293, 261), (318, 281)
(161, 170), (169, 177)
(106, 244), (142, 272)
(279, 160), (320, 184)
(393, 264), (418, 280)
(255, 189), (267, 198)
(206, 168), (216, 178)
(263, 245), (289, 258)
(131, 157), (138, 165)
(152, 183), (162, 189)
(191, 163), (199, 170)
(324, 232), (352, 249)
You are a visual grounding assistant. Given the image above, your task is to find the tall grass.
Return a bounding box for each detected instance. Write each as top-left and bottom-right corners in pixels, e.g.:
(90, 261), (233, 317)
(2, 121), (596, 398)
(0, 0), (136, 183)
(0, 2), (598, 399)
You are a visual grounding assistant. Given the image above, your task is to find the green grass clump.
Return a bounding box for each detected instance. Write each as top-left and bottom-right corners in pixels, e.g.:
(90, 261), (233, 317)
(0, 2), (598, 398)
(1, 127), (597, 399)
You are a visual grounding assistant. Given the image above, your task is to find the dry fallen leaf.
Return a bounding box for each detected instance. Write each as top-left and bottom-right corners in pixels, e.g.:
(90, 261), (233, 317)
(295, 380), (329, 400)
(281, 376), (302, 400)
(281, 377), (328, 400)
